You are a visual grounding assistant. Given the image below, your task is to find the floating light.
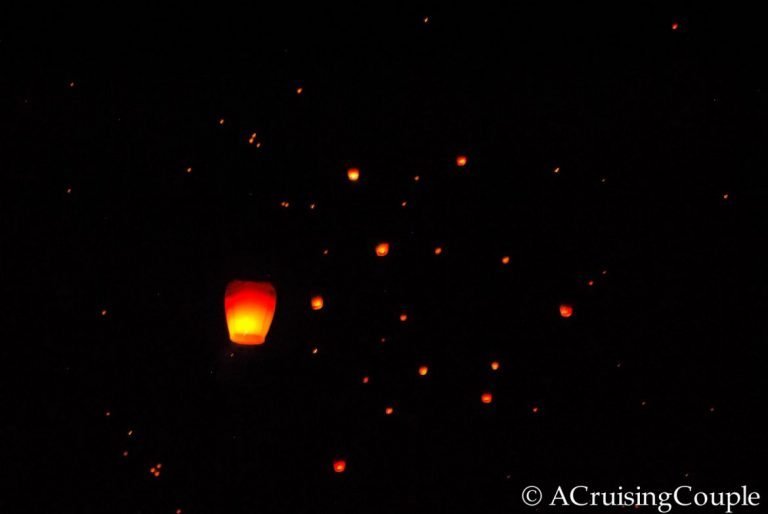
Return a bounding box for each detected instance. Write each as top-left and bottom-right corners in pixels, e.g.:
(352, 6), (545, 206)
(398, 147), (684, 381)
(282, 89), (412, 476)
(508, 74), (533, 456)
(224, 281), (277, 345)
(559, 304), (573, 318)
(375, 243), (390, 257)
(311, 295), (324, 311)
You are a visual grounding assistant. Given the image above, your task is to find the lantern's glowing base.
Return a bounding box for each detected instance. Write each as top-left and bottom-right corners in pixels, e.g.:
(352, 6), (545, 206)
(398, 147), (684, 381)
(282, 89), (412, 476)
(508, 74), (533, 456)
(225, 281), (277, 345)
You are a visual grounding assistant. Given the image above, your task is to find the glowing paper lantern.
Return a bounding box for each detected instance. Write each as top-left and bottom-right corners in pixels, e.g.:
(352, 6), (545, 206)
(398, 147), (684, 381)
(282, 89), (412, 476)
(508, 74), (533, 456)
(333, 460), (346, 473)
(456, 155), (468, 167)
(418, 366), (429, 376)
(490, 361), (500, 371)
(347, 167), (360, 182)
(481, 392), (493, 404)
(385, 406), (394, 415)
(559, 304), (573, 318)
(375, 242), (390, 257)
(311, 295), (324, 311)
(224, 280), (277, 345)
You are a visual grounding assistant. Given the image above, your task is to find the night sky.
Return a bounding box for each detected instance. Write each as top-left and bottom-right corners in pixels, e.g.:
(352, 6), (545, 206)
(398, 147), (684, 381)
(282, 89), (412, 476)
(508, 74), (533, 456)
(2, 6), (766, 513)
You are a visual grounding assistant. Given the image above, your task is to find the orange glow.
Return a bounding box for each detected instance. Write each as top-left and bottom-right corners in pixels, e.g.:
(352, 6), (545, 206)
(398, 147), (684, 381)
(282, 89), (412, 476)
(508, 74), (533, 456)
(481, 393), (493, 404)
(401, 200), (408, 208)
(418, 366), (429, 376)
(413, 175), (420, 182)
(532, 406), (540, 413)
(333, 459), (346, 473)
(399, 313), (408, 322)
(185, 167), (192, 174)
(671, 22), (679, 30)
(385, 406), (394, 415)
(434, 247), (443, 255)
(587, 280), (595, 287)
(100, 309), (108, 316)
(559, 304), (573, 318)
(311, 295), (324, 311)
(322, 248), (330, 256)
(248, 132), (257, 144)
(311, 347), (319, 354)
(375, 242), (390, 257)
(296, 87), (303, 95)
(501, 256), (510, 265)
(347, 167), (360, 182)
(490, 361), (500, 371)
(218, 118), (225, 125)
(553, 166), (560, 174)
(362, 376), (369, 384)
(456, 155), (468, 167)
(224, 280), (277, 345)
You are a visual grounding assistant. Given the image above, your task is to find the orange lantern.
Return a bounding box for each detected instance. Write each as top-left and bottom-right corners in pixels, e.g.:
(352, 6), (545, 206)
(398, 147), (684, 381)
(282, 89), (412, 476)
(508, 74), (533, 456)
(456, 155), (468, 167)
(418, 365), (429, 376)
(347, 167), (360, 182)
(311, 295), (324, 311)
(333, 459), (346, 473)
(501, 256), (510, 265)
(481, 392), (493, 404)
(490, 361), (500, 371)
(224, 280), (277, 345)
(375, 242), (390, 257)
(559, 304), (573, 318)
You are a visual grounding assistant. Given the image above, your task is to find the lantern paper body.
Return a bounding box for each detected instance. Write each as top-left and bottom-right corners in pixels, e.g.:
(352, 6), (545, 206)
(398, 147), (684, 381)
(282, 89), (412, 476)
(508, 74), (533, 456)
(559, 304), (574, 318)
(225, 280), (277, 345)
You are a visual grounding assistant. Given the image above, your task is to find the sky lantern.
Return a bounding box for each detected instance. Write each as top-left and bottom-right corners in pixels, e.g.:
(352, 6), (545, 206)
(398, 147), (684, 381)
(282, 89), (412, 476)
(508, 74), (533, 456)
(481, 392), (493, 404)
(333, 459), (346, 473)
(347, 167), (360, 182)
(490, 361), (500, 371)
(418, 365), (429, 376)
(456, 155), (468, 167)
(375, 242), (390, 257)
(501, 256), (510, 265)
(559, 304), (574, 318)
(224, 280), (277, 345)
(311, 295), (324, 310)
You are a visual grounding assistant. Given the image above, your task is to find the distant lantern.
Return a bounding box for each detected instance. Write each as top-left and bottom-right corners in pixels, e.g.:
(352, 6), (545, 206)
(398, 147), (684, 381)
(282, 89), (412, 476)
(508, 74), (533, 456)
(333, 460), (346, 473)
(481, 392), (493, 404)
(347, 167), (360, 182)
(311, 295), (324, 311)
(456, 155), (468, 167)
(434, 246), (443, 255)
(418, 365), (429, 376)
(375, 242), (390, 257)
(501, 256), (510, 265)
(399, 313), (408, 322)
(671, 22), (679, 30)
(224, 280), (277, 345)
(385, 406), (394, 415)
(490, 361), (500, 371)
(559, 304), (573, 318)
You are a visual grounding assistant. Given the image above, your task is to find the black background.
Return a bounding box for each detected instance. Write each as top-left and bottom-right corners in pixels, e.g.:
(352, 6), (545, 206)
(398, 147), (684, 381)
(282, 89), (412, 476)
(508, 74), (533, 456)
(2, 5), (766, 513)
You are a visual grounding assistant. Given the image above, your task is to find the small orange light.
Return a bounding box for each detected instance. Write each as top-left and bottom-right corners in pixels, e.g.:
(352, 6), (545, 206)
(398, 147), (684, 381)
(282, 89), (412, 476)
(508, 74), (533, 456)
(66, 186), (72, 194)
(532, 406), (539, 413)
(218, 118), (225, 125)
(418, 366), (429, 376)
(559, 304), (573, 318)
(456, 155), (468, 167)
(296, 87), (303, 95)
(375, 242), (390, 257)
(413, 175), (420, 182)
(401, 200), (407, 208)
(723, 193), (729, 200)
(671, 22), (679, 30)
(309, 203), (316, 210)
(362, 376), (369, 384)
(399, 313), (408, 322)
(185, 167), (192, 174)
(100, 309), (108, 316)
(311, 295), (324, 311)
(490, 361), (500, 371)
(481, 392), (493, 404)
(501, 256), (510, 265)
(385, 406), (394, 415)
(347, 167), (360, 182)
(322, 248), (329, 256)
(248, 132), (257, 144)
(333, 459), (346, 473)
(587, 280), (595, 287)
(553, 167), (560, 174)
(434, 247), (443, 255)
(311, 347), (319, 354)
